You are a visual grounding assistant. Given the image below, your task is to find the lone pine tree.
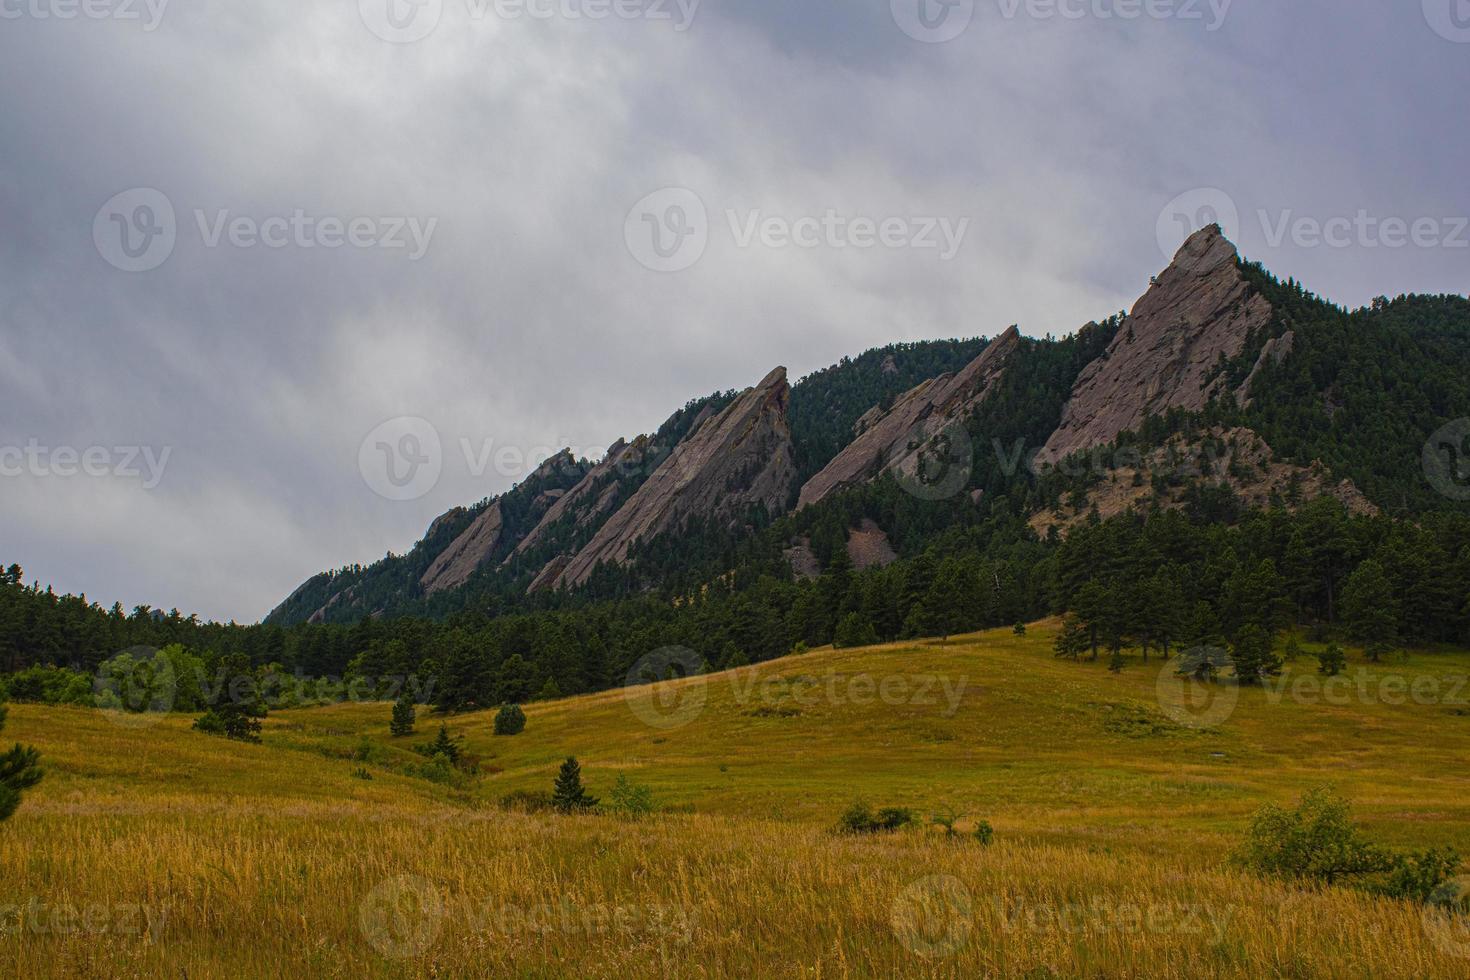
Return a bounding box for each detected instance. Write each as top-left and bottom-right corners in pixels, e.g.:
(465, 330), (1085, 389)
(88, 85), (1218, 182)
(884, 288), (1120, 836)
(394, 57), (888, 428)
(552, 756), (598, 813)
(390, 694), (416, 737)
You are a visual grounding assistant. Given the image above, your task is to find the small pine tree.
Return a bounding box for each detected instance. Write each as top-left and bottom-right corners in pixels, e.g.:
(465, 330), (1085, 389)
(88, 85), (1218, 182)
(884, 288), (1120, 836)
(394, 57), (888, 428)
(0, 703), (43, 822)
(1318, 643), (1347, 677)
(390, 694), (416, 737)
(552, 756), (598, 813)
(536, 677), (562, 701)
(1012, 622), (1027, 637)
(425, 724), (461, 764)
(494, 704), (526, 736)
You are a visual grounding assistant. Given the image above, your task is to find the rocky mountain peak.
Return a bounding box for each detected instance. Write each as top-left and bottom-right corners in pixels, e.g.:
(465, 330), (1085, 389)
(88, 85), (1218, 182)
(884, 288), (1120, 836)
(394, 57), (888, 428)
(1039, 225), (1272, 464)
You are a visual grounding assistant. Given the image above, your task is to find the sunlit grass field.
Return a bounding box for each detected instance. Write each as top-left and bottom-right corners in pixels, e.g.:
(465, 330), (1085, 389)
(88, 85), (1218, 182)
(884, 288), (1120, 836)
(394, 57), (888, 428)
(4, 623), (1469, 977)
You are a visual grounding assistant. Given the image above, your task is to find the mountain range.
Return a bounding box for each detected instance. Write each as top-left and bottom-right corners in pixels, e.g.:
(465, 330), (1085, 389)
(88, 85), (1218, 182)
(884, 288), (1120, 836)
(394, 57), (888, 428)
(269, 225), (1470, 626)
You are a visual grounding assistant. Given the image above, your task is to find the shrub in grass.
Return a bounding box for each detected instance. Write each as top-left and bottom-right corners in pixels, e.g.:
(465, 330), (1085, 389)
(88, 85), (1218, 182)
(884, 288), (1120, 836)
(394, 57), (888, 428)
(1380, 847), (1462, 903)
(838, 801), (915, 834)
(974, 820), (995, 846)
(494, 704), (526, 736)
(608, 773), (655, 818)
(930, 806), (962, 838)
(1237, 788), (1389, 885)
(1238, 788), (1461, 902)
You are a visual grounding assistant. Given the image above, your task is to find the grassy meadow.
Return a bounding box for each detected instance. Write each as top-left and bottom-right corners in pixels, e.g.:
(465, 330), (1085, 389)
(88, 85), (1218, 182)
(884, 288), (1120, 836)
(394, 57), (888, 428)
(3, 622), (1470, 977)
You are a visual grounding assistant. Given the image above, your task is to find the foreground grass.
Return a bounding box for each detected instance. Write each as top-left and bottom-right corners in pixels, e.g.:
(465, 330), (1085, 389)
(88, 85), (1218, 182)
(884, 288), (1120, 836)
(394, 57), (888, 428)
(3, 624), (1469, 976)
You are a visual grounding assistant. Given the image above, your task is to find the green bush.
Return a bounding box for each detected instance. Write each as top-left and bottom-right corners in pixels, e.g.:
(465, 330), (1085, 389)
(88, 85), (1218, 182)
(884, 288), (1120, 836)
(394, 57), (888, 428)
(1, 664), (93, 706)
(1237, 789), (1389, 885)
(1238, 789), (1461, 902)
(837, 800), (914, 834)
(1380, 848), (1461, 903)
(494, 704), (526, 736)
(973, 820), (995, 846)
(607, 773), (655, 818)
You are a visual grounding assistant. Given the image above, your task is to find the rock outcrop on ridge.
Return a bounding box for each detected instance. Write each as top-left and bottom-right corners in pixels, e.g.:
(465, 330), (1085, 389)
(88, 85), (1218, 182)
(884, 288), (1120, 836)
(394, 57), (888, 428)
(797, 326), (1020, 510)
(552, 367), (798, 589)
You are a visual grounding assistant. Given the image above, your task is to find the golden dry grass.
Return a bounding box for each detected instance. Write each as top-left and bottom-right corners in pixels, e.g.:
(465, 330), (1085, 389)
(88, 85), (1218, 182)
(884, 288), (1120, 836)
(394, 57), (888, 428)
(3, 623), (1469, 977)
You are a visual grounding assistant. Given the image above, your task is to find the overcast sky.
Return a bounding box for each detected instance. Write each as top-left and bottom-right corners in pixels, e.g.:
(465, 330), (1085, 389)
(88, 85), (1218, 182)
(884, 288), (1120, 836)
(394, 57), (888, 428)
(2, 1), (1468, 622)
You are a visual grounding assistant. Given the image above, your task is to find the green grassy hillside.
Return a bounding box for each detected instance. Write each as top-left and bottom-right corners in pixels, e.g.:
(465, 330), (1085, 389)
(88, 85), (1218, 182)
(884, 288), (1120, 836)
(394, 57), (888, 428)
(3, 624), (1469, 977)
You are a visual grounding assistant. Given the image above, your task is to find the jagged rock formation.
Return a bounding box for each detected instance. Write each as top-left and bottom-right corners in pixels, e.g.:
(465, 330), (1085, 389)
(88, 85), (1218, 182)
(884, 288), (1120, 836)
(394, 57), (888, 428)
(553, 367), (797, 589)
(419, 451), (576, 595)
(509, 438), (637, 566)
(420, 501), (504, 595)
(797, 326), (1020, 510)
(1040, 226), (1273, 463)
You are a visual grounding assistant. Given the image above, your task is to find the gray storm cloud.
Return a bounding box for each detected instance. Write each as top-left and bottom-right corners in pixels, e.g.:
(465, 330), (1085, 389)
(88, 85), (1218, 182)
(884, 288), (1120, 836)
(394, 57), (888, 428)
(1, 1), (1467, 620)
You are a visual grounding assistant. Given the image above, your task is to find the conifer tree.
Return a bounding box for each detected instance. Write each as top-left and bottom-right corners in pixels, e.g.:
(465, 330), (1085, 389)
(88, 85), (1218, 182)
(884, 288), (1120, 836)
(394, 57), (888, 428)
(390, 693), (416, 737)
(552, 756), (598, 813)
(0, 703), (42, 822)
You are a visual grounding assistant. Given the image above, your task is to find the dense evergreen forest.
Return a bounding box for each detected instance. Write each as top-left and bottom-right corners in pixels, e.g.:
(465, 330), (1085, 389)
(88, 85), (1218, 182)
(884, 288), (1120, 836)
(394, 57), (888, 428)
(5, 491), (1468, 713)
